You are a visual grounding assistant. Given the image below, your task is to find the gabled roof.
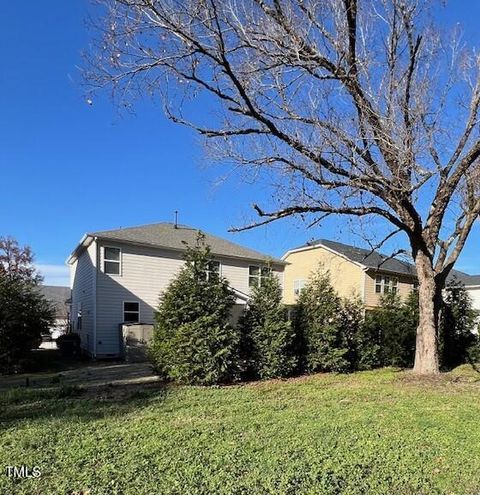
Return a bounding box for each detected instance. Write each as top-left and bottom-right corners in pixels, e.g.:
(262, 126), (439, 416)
(450, 272), (480, 286)
(69, 223), (284, 265)
(469, 275), (480, 285)
(287, 238), (416, 276)
(285, 238), (480, 285)
(39, 285), (71, 318)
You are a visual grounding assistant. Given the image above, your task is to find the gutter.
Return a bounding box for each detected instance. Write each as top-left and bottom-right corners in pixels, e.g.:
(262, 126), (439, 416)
(283, 243), (416, 278)
(90, 235), (287, 266)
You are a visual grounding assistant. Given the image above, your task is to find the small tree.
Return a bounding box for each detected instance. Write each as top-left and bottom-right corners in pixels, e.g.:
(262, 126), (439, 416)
(240, 273), (296, 380)
(151, 233), (239, 385)
(362, 291), (418, 369)
(0, 237), (53, 371)
(295, 267), (351, 373)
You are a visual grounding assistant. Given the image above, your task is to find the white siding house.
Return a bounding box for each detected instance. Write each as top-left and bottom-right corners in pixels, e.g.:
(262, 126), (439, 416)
(465, 278), (480, 313)
(67, 223), (285, 358)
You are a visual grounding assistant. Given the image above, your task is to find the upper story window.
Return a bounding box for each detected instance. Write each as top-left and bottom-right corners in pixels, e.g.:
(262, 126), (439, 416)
(294, 279), (306, 297)
(249, 265), (271, 288)
(104, 247), (121, 275)
(206, 261), (221, 280)
(123, 301), (140, 323)
(375, 275), (398, 295)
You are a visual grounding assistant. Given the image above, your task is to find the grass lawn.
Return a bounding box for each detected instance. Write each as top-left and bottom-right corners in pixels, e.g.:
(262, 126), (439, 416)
(2, 367), (480, 495)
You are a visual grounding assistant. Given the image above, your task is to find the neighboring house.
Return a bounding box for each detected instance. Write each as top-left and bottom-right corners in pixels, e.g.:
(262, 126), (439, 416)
(282, 239), (416, 309)
(282, 238), (480, 311)
(468, 277), (480, 312)
(67, 223), (285, 358)
(39, 285), (71, 330)
(446, 272), (480, 313)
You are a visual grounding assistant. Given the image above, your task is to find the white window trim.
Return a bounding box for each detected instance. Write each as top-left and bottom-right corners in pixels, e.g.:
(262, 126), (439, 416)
(76, 302), (82, 331)
(206, 260), (222, 280)
(103, 246), (122, 276)
(293, 279), (306, 297)
(375, 275), (398, 295)
(122, 301), (140, 323)
(248, 265), (271, 287)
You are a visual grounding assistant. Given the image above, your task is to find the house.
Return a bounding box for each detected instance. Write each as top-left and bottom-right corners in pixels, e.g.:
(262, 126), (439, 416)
(282, 239), (416, 308)
(282, 238), (480, 310)
(39, 285), (71, 331)
(467, 277), (480, 312)
(445, 272), (480, 313)
(67, 223), (285, 358)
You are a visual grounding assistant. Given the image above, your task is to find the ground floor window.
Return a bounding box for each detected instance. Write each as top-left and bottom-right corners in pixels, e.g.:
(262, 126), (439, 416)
(123, 301), (140, 323)
(76, 302), (82, 330)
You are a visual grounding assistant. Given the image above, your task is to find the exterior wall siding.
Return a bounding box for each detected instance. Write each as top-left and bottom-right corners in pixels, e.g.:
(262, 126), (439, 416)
(94, 240), (284, 357)
(467, 287), (480, 312)
(282, 247), (364, 305)
(363, 270), (415, 309)
(70, 242), (96, 355)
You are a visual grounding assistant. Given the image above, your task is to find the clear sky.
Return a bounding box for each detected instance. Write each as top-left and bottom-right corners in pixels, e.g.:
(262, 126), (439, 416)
(1, 1), (480, 286)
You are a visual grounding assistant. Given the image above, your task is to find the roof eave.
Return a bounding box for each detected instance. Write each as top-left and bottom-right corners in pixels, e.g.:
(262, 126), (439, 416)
(282, 243), (366, 269)
(364, 266), (417, 278)
(93, 235), (287, 266)
(66, 234), (95, 265)
(283, 242), (417, 277)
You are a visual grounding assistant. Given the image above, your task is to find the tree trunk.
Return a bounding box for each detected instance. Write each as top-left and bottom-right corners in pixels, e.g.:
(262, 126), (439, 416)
(413, 251), (440, 374)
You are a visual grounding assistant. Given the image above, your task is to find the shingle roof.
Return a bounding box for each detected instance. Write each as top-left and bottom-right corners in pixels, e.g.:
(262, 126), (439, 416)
(449, 271), (480, 286)
(39, 285), (71, 319)
(469, 275), (480, 285)
(90, 223), (284, 264)
(297, 239), (416, 276)
(292, 239), (480, 284)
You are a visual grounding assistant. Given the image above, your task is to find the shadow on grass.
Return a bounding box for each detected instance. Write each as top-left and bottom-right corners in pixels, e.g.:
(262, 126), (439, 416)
(0, 381), (169, 427)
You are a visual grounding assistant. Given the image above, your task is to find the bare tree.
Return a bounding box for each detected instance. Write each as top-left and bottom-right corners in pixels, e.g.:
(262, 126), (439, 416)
(84, 0), (480, 374)
(0, 237), (41, 284)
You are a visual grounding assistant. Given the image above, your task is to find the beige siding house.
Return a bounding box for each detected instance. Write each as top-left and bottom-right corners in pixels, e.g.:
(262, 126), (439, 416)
(282, 239), (480, 311)
(67, 223), (285, 358)
(282, 239), (416, 309)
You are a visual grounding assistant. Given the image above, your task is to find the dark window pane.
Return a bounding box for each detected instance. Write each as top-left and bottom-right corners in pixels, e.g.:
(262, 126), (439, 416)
(261, 267), (270, 277)
(249, 277), (259, 288)
(104, 261), (120, 274)
(105, 247), (120, 261)
(249, 265), (260, 276)
(124, 302), (139, 312)
(209, 261), (220, 272)
(124, 312), (139, 323)
(375, 285), (382, 293)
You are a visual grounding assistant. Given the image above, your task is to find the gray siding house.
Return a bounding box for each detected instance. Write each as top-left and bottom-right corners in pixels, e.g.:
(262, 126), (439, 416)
(39, 285), (71, 330)
(67, 223), (285, 358)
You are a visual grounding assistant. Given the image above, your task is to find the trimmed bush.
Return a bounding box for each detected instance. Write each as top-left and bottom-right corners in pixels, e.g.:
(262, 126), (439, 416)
(239, 273), (296, 380)
(294, 267), (355, 373)
(56, 333), (81, 357)
(362, 292), (417, 368)
(151, 233), (240, 385)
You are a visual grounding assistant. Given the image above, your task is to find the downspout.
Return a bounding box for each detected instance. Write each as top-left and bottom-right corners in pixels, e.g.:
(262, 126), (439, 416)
(93, 237), (98, 359)
(361, 267), (367, 305)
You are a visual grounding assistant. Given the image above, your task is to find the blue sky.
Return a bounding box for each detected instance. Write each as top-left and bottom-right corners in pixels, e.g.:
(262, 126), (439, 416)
(1, 1), (480, 286)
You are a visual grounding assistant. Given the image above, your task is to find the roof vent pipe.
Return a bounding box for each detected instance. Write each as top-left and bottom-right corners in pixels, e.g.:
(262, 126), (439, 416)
(174, 210), (178, 229)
